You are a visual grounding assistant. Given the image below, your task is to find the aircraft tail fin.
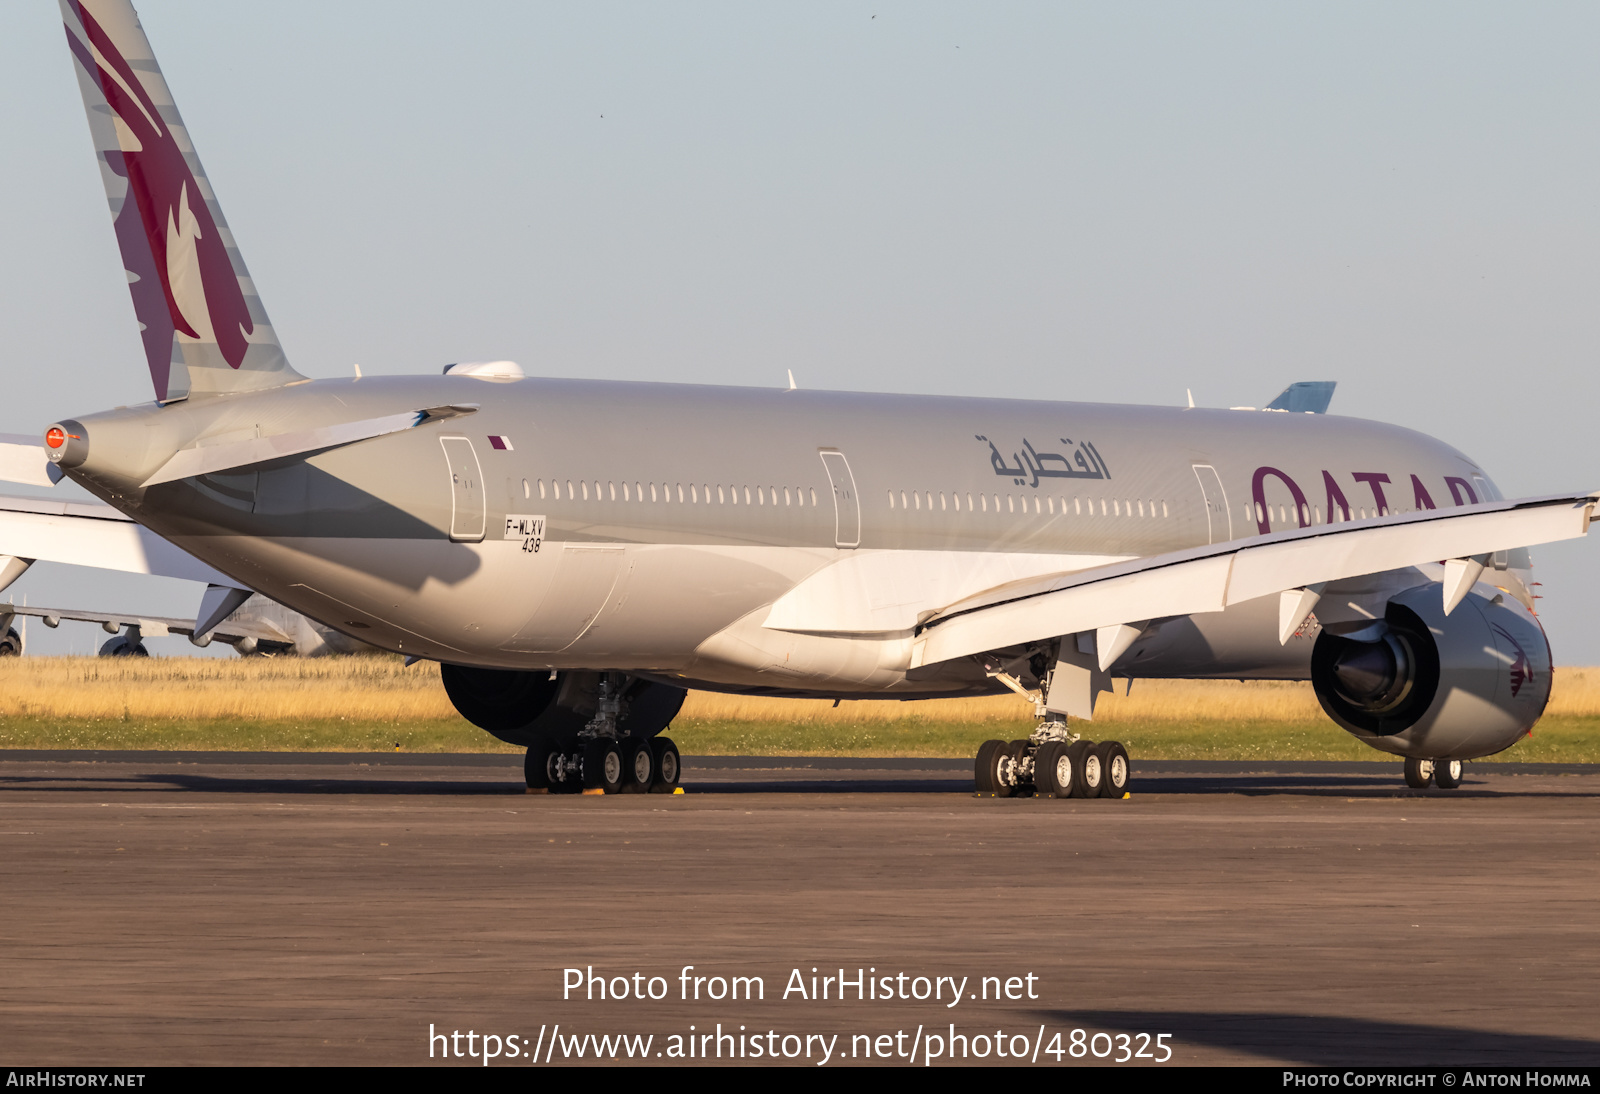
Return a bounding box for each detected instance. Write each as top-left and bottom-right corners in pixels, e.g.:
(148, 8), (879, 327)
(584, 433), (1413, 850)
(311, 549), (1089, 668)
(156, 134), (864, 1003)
(1266, 381), (1336, 414)
(60, 0), (304, 403)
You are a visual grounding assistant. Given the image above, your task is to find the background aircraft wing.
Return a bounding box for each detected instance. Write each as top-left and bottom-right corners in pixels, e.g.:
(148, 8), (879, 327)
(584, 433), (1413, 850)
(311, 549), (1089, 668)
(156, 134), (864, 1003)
(0, 602), (296, 650)
(906, 490), (1594, 670)
(0, 494), (240, 587)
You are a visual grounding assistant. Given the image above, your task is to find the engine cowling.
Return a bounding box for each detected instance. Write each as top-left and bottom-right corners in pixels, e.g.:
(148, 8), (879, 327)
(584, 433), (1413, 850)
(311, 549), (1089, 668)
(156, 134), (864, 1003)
(439, 666), (686, 747)
(1310, 582), (1551, 760)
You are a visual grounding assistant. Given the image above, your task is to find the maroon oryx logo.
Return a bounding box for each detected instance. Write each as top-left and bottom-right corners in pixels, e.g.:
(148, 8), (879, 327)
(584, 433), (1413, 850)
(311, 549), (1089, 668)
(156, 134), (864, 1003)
(1490, 623), (1533, 698)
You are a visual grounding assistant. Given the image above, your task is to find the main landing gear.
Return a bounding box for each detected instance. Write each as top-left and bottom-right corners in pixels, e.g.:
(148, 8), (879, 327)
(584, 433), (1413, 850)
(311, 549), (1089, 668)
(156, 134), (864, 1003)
(1404, 756), (1464, 790)
(525, 673), (682, 795)
(528, 735), (681, 795)
(974, 721), (1131, 799)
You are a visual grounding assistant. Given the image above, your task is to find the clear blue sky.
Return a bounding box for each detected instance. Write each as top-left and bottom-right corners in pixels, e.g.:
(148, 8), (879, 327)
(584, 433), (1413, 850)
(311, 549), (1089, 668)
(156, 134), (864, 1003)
(0, 1), (1596, 658)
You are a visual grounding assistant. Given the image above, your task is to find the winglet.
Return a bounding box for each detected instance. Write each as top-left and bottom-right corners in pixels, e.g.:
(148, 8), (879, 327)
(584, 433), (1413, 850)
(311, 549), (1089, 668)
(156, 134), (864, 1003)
(193, 583), (252, 642)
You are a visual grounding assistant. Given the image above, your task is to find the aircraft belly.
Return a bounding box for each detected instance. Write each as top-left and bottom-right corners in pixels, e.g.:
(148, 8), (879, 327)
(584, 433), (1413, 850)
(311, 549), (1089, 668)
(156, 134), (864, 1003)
(552, 544), (834, 662)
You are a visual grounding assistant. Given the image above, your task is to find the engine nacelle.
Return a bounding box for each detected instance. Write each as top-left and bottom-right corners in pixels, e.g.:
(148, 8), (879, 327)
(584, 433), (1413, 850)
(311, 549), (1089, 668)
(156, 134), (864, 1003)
(439, 666), (686, 747)
(1310, 582), (1551, 760)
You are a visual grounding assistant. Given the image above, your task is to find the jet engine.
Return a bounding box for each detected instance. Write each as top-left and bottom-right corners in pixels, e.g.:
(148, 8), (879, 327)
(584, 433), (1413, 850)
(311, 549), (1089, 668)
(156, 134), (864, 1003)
(1310, 582), (1551, 760)
(439, 665), (686, 747)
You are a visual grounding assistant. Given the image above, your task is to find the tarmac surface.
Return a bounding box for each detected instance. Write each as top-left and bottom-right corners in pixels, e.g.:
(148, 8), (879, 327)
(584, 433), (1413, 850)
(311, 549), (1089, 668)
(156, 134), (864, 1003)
(1, 750), (1597, 1067)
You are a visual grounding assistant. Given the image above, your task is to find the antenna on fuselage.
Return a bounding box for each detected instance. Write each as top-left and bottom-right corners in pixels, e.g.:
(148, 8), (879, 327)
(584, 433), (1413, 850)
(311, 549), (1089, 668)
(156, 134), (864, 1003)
(787, 369), (798, 391)
(1186, 389), (1195, 408)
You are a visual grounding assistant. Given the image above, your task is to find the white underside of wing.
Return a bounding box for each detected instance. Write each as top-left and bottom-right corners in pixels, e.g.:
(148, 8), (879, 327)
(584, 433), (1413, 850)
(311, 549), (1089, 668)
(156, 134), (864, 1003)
(910, 492), (1595, 670)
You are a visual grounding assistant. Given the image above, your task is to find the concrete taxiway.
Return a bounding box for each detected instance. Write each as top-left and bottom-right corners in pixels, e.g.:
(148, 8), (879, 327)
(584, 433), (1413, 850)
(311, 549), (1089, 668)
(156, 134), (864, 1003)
(0, 751), (1596, 1066)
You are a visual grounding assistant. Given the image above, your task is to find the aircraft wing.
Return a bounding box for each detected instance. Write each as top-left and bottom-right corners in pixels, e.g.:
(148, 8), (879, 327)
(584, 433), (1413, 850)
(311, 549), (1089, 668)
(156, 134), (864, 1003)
(0, 603), (295, 648)
(0, 494), (239, 586)
(904, 490), (1595, 670)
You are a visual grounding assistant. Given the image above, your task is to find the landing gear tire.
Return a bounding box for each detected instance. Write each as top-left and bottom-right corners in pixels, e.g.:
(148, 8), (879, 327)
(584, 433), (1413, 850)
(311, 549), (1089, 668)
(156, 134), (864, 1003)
(1006, 740), (1034, 797)
(583, 738), (625, 794)
(649, 736), (681, 793)
(1095, 740), (1130, 797)
(620, 737), (655, 794)
(1434, 758), (1464, 790)
(1035, 741), (1070, 798)
(974, 739), (1005, 796)
(1404, 757), (1435, 789)
(98, 636), (149, 657)
(1067, 740), (1102, 799)
(524, 740), (555, 792)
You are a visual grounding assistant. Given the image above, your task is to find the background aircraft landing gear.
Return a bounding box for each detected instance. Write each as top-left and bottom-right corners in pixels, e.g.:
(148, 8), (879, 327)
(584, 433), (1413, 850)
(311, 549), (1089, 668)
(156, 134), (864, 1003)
(974, 723), (1130, 799)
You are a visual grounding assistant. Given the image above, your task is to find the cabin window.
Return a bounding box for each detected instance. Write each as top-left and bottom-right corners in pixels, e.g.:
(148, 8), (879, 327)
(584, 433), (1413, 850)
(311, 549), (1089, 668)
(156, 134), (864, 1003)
(717, 485), (726, 504)
(622, 482), (629, 501)
(940, 493), (947, 511)
(538, 479), (546, 500)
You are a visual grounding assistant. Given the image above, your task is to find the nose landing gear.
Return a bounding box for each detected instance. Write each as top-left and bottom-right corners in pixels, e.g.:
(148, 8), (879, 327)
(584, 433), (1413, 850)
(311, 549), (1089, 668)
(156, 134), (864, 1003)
(1404, 756), (1464, 790)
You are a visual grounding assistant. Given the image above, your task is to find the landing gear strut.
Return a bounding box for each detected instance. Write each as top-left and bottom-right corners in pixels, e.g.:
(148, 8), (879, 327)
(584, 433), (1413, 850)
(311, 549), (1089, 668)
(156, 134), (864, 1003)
(525, 673), (683, 795)
(974, 652), (1132, 800)
(974, 721), (1131, 799)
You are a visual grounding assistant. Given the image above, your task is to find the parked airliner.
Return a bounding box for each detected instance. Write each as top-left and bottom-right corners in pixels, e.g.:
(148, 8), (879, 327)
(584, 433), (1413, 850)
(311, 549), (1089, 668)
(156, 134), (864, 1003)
(3, 1), (1592, 796)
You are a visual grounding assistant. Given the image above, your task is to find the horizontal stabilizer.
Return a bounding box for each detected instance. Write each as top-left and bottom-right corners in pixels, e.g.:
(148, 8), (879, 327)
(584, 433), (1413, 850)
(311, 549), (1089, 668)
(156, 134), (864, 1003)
(142, 405), (478, 487)
(0, 493), (239, 586)
(0, 435), (64, 488)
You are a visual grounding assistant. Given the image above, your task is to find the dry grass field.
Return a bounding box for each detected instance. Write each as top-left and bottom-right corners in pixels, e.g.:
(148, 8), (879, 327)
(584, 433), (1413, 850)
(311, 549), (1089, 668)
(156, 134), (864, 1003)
(0, 657), (1597, 760)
